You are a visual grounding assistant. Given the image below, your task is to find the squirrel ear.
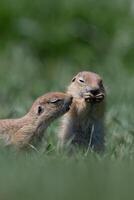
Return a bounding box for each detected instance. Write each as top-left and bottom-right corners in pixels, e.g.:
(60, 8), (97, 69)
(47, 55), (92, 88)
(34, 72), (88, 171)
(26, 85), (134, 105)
(71, 77), (76, 82)
(37, 105), (44, 115)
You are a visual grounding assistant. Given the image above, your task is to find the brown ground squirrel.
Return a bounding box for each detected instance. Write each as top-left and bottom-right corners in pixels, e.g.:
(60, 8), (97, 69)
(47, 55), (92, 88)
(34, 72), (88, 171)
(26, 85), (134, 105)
(0, 92), (72, 149)
(58, 71), (106, 151)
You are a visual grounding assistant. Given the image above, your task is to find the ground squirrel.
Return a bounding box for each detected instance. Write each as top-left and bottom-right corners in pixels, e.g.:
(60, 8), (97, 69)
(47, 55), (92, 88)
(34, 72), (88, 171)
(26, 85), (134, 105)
(0, 92), (73, 149)
(58, 71), (106, 151)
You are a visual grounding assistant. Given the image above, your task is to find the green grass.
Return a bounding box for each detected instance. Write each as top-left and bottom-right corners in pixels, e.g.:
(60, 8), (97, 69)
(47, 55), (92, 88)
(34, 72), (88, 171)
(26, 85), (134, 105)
(0, 0), (134, 199)
(1, 152), (134, 200)
(0, 47), (133, 200)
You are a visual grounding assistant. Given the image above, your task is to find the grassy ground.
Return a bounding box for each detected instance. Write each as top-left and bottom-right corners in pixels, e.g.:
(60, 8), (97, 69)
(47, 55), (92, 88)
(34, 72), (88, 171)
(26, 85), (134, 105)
(0, 47), (133, 200)
(0, 0), (134, 199)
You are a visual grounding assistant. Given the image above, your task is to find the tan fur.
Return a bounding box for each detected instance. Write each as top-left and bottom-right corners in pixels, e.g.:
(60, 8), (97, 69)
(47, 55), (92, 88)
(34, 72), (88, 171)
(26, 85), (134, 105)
(0, 92), (72, 149)
(58, 71), (106, 151)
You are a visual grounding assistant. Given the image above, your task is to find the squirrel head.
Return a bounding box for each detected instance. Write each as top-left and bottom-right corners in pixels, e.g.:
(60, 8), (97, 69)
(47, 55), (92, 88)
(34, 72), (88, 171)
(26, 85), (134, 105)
(68, 71), (105, 104)
(29, 92), (73, 123)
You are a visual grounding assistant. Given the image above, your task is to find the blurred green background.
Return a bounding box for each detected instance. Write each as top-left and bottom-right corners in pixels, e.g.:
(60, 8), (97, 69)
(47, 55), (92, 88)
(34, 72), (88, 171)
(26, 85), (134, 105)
(0, 0), (134, 199)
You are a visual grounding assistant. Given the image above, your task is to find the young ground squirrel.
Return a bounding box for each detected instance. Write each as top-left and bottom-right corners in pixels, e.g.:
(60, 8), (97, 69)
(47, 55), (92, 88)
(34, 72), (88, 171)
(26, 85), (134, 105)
(58, 71), (106, 152)
(0, 92), (73, 149)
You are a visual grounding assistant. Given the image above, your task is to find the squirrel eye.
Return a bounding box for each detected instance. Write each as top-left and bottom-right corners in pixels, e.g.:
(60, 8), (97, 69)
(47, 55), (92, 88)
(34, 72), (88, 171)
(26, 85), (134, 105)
(79, 78), (85, 83)
(72, 77), (76, 82)
(49, 98), (61, 104)
(37, 106), (44, 115)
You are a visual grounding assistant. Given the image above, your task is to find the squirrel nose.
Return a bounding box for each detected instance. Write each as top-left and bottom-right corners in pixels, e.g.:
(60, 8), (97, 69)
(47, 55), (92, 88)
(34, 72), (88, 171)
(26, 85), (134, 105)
(86, 86), (100, 95)
(90, 88), (100, 96)
(65, 95), (73, 105)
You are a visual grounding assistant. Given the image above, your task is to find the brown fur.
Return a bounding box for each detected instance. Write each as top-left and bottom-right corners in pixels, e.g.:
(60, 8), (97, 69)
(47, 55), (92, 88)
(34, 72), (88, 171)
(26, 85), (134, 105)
(0, 92), (72, 149)
(58, 71), (106, 151)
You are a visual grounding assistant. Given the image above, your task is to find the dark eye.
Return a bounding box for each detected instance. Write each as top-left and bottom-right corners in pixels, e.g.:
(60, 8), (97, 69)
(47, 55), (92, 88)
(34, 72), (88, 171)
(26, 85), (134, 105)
(79, 78), (85, 83)
(49, 98), (61, 104)
(72, 77), (76, 82)
(37, 106), (44, 115)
